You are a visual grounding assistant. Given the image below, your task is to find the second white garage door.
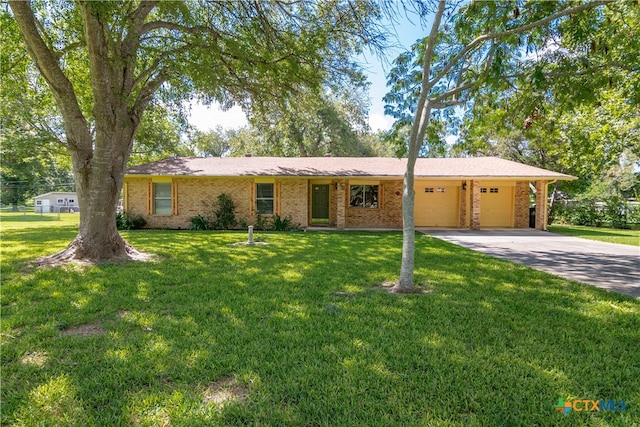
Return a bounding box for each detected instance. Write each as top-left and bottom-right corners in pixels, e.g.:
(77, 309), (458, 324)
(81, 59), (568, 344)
(480, 185), (513, 227)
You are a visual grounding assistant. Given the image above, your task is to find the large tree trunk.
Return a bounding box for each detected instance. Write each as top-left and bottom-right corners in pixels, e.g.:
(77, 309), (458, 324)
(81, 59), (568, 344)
(10, 1), (152, 265)
(38, 123), (148, 264)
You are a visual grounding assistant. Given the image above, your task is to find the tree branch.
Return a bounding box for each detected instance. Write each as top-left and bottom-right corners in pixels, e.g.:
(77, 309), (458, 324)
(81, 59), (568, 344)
(432, 81), (476, 103)
(119, 1), (158, 95)
(78, 3), (114, 127)
(411, 0), (447, 152)
(8, 1), (90, 151)
(429, 0), (615, 89)
(431, 99), (467, 109)
(140, 20), (221, 42)
(131, 68), (171, 118)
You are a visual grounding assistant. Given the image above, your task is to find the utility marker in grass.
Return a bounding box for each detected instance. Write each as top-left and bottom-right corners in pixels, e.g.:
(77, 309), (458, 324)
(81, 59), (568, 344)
(233, 226), (268, 246)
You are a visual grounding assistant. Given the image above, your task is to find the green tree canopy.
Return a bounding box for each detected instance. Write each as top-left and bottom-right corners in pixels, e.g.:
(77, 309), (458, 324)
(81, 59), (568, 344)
(382, 0), (616, 291)
(6, 0), (385, 262)
(453, 1), (639, 199)
(246, 86), (378, 157)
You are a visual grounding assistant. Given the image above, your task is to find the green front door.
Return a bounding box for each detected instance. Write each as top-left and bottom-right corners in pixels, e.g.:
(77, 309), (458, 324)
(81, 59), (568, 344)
(312, 185), (330, 223)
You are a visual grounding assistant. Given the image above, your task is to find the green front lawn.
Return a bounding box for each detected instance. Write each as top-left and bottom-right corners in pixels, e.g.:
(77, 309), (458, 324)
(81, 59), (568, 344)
(549, 224), (640, 246)
(2, 217), (639, 426)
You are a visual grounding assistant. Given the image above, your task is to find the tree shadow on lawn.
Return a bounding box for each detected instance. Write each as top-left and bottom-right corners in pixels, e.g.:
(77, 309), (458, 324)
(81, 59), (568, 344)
(2, 231), (639, 425)
(0, 226), (79, 266)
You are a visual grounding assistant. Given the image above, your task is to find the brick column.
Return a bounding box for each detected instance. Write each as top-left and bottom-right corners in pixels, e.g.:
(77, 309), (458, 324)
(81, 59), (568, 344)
(470, 179), (481, 230)
(459, 180), (467, 227)
(336, 180), (346, 230)
(514, 181), (530, 228)
(535, 180), (548, 231)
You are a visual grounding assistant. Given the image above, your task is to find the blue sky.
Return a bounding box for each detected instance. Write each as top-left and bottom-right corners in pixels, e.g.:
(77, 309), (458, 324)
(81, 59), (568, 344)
(189, 13), (427, 133)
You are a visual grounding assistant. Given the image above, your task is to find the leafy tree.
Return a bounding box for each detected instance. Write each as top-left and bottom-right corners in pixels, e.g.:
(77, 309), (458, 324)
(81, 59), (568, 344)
(192, 88), (395, 158)
(1, 11), (72, 209)
(129, 103), (195, 164)
(7, 0), (383, 262)
(453, 1), (639, 211)
(383, 0), (614, 292)
(246, 86), (377, 157)
(2, 6), (191, 209)
(191, 126), (236, 158)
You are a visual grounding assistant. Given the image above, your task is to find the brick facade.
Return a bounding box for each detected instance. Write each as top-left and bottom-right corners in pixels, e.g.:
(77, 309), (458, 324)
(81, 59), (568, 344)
(459, 181), (467, 227)
(514, 181), (530, 228)
(335, 180), (347, 229)
(327, 181), (337, 227)
(124, 177), (310, 229)
(470, 179), (481, 230)
(124, 176), (537, 230)
(276, 178), (308, 227)
(345, 180), (403, 229)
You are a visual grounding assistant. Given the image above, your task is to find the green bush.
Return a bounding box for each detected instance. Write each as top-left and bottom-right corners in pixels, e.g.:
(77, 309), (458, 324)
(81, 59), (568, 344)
(604, 196), (629, 229)
(189, 213), (212, 230)
(552, 198), (639, 229)
(212, 193), (237, 230)
(627, 203), (640, 226)
(190, 193), (238, 230)
(253, 213), (271, 231)
(566, 199), (605, 227)
(549, 202), (570, 225)
(272, 214), (292, 231)
(116, 211), (147, 230)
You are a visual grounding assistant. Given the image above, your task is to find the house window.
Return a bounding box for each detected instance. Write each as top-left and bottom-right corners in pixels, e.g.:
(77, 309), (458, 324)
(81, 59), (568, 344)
(490, 188), (499, 193)
(480, 188), (487, 193)
(68, 199), (75, 204)
(437, 187), (446, 193)
(153, 183), (172, 215)
(36, 200), (42, 206)
(256, 183), (274, 215)
(350, 185), (378, 208)
(425, 188), (434, 193)
(57, 198), (64, 204)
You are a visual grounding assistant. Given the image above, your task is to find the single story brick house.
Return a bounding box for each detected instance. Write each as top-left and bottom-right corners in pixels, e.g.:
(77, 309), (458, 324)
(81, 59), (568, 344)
(123, 156), (574, 230)
(33, 192), (79, 213)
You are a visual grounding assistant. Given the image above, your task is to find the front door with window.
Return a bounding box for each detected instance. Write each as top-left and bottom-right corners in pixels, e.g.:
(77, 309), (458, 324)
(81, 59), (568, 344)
(311, 185), (330, 224)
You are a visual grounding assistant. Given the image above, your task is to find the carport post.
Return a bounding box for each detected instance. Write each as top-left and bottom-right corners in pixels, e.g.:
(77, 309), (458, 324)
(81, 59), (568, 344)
(535, 180), (548, 231)
(469, 180), (481, 230)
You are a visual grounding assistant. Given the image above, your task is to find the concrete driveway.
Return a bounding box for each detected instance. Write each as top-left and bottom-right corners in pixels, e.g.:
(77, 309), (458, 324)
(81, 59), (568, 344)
(420, 228), (640, 298)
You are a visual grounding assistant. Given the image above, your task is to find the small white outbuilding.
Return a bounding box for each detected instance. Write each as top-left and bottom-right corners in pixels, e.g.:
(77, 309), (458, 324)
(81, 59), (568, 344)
(33, 192), (79, 213)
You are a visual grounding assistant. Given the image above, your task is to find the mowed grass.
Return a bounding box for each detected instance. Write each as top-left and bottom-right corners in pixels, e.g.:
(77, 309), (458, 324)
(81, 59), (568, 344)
(2, 215), (639, 426)
(549, 224), (640, 246)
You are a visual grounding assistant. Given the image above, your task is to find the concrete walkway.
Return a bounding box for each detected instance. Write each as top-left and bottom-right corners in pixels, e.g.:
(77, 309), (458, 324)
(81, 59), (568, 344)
(420, 228), (640, 299)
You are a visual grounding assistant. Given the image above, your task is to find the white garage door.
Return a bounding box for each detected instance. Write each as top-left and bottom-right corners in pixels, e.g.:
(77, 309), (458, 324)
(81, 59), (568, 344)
(480, 186), (513, 227)
(414, 182), (459, 227)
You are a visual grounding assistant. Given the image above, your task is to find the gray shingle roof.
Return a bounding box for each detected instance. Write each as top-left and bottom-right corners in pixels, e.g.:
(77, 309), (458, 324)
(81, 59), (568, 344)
(125, 156), (575, 180)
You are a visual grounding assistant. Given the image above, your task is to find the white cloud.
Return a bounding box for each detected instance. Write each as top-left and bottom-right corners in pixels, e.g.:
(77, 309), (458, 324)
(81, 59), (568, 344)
(189, 102), (248, 131)
(445, 134), (459, 146)
(189, 101), (398, 135)
(368, 112), (394, 132)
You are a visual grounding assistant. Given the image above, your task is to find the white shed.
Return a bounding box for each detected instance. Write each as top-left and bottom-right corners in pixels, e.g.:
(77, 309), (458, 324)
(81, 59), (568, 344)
(33, 192), (79, 213)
